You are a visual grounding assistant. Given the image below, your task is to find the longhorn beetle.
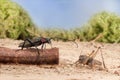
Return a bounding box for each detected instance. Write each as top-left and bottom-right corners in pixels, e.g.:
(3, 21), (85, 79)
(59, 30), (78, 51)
(18, 37), (52, 54)
(19, 37), (78, 55)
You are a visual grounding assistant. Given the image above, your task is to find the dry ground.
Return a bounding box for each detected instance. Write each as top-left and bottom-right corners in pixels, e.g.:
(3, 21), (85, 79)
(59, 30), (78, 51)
(0, 39), (120, 80)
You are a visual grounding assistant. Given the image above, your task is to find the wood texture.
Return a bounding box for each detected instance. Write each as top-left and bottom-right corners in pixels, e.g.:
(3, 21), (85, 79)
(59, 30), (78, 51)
(0, 47), (59, 64)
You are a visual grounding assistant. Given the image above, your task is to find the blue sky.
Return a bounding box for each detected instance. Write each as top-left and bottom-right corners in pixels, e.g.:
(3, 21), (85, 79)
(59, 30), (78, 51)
(12, 0), (120, 29)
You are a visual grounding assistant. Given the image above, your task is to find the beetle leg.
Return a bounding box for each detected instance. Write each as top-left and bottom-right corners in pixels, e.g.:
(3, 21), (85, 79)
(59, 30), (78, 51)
(21, 38), (34, 50)
(44, 44), (46, 49)
(21, 39), (27, 50)
(41, 43), (44, 50)
(26, 39), (40, 55)
(35, 46), (40, 55)
(26, 38), (34, 46)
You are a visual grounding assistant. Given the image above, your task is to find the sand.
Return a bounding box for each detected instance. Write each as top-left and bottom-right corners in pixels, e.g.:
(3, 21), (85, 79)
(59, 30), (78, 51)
(0, 39), (120, 80)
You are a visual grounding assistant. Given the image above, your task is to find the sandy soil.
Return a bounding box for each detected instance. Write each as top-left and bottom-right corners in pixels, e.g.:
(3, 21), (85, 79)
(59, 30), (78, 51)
(0, 39), (120, 80)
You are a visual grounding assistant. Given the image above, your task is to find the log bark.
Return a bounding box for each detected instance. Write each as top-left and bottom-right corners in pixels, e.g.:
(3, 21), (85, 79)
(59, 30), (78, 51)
(0, 47), (59, 64)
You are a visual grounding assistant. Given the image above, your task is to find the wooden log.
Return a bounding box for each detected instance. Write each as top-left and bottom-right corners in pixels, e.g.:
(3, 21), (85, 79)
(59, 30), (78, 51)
(0, 47), (59, 64)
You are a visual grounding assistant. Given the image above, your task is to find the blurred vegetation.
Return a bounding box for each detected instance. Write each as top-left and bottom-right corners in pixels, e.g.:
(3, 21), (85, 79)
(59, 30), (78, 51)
(40, 28), (76, 41)
(79, 11), (120, 43)
(0, 0), (39, 39)
(40, 12), (120, 43)
(1, 0), (120, 43)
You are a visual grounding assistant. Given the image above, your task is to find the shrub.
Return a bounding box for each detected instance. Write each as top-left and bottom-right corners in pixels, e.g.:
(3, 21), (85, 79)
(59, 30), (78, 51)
(0, 0), (39, 39)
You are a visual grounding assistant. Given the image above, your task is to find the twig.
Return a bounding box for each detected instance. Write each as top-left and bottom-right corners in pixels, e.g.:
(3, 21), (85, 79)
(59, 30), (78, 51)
(100, 48), (107, 69)
(91, 33), (103, 42)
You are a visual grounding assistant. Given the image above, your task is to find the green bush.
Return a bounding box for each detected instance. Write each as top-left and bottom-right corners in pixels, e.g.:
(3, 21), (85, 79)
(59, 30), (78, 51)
(0, 0), (39, 39)
(81, 11), (120, 43)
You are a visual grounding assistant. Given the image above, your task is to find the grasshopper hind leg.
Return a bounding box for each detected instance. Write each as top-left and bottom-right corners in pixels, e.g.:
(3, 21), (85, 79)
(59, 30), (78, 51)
(21, 38), (40, 57)
(21, 38), (33, 50)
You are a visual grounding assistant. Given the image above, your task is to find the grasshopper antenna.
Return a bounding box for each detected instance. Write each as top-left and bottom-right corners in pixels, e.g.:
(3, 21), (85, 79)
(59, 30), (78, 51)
(100, 48), (107, 69)
(68, 40), (78, 48)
